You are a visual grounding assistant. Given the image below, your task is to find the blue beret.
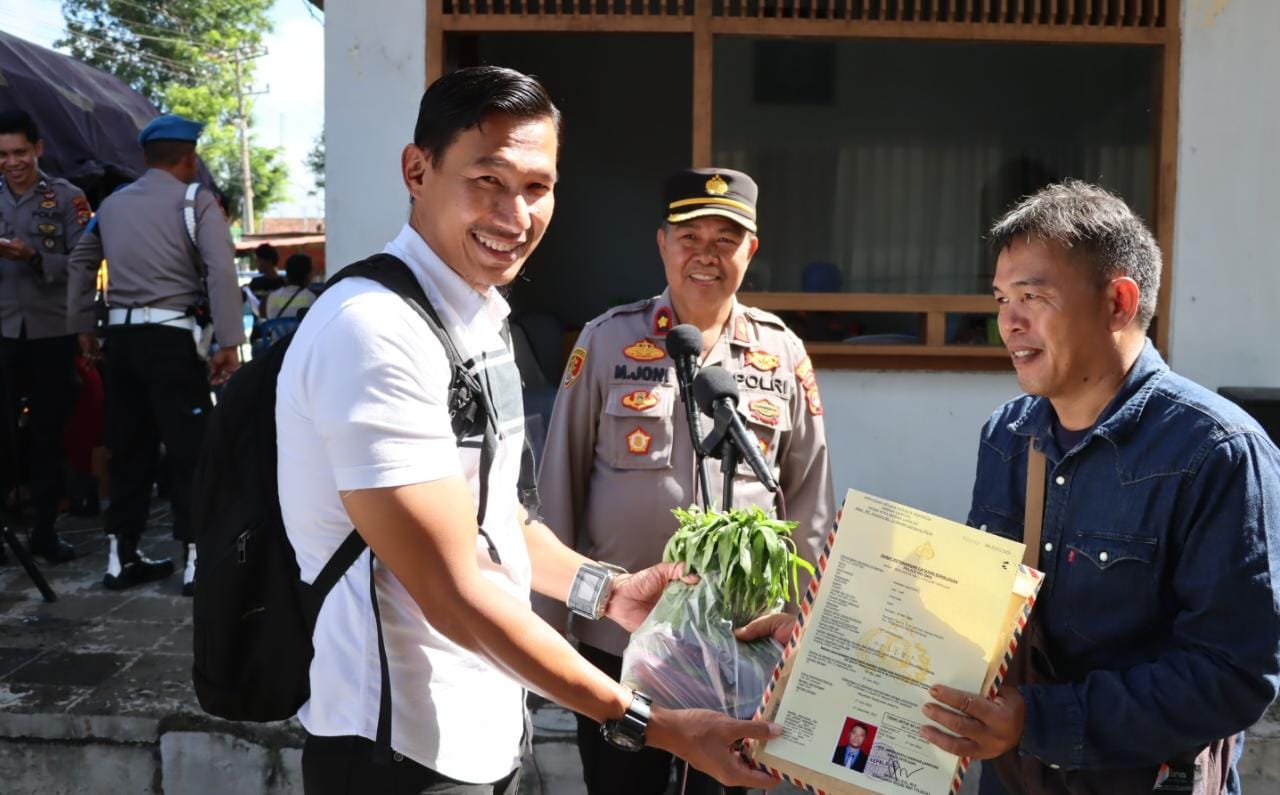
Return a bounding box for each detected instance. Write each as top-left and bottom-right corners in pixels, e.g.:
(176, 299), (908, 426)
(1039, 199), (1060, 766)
(138, 114), (204, 146)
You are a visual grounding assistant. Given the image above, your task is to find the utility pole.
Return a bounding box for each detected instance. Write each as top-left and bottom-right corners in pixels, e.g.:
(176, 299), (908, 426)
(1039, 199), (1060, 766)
(230, 48), (267, 234)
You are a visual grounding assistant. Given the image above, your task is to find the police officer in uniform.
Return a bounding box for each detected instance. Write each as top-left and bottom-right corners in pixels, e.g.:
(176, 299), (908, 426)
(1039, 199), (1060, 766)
(0, 109), (89, 564)
(537, 168), (835, 795)
(68, 114), (243, 593)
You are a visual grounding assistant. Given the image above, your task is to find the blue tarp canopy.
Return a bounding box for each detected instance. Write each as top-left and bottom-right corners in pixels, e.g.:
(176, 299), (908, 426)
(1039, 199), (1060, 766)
(0, 30), (212, 205)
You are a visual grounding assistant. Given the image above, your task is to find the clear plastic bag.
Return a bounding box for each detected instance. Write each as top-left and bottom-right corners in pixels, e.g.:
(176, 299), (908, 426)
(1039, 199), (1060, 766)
(620, 579), (783, 719)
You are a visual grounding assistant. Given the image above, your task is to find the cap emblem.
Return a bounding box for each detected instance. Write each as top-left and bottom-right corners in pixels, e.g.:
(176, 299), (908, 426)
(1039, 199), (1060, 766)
(705, 174), (729, 196)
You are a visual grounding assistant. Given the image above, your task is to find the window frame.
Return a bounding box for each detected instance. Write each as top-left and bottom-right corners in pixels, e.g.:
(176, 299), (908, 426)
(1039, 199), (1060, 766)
(427, 0), (1182, 371)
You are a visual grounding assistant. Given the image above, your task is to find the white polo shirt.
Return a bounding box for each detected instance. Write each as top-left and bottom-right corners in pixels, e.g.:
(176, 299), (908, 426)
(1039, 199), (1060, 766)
(276, 224), (531, 782)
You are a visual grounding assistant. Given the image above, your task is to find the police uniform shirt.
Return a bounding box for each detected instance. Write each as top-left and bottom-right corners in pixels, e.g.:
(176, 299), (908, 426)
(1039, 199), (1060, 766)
(537, 288), (835, 656)
(66, 168), (244, 345)
(0, 171), (90, 339)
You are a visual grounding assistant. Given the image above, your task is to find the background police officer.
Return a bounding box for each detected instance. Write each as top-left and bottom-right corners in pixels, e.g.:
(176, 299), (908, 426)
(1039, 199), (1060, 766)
(537, 168), (835, 795)
(68, 114), (243, 593)
(0, 108), (89, 564)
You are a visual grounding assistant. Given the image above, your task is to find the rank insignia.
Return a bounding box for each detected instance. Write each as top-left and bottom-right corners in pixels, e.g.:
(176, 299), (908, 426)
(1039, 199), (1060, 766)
(705, 173), (729, 196)
(72, 195), (91, 226)
(748, 398), (780, 427)
(626, 427), (652, 455)
(623, 338), (666, 362)
(43, 237), (56, 250)
(653, 307), (672, 336)
(621, 389), (659, 412)
(40, 200), (57, 210)
(43, 191), (57, 201)
(562, 347), (587, 388)
(37, 223), (56, 235)
(732, 316), (751, 344)
(744, 349), (779, 372)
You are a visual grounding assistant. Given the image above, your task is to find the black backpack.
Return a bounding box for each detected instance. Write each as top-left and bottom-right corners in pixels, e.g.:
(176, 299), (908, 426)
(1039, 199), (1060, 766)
(191, 253), (539, 738)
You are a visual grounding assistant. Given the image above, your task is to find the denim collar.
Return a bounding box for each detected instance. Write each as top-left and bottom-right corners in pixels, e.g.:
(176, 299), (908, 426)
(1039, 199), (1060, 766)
(1007, 340), (1169, 448)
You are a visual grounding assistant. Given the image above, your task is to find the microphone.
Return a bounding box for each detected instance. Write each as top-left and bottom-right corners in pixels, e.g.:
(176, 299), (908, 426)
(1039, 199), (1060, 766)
(666, 324), (703, 395)
(666, 324), (713, 509)
(692, 366), (779, 493)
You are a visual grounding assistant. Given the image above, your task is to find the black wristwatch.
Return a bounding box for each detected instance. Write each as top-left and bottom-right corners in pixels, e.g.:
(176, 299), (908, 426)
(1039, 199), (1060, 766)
(601, 691), (652, 752)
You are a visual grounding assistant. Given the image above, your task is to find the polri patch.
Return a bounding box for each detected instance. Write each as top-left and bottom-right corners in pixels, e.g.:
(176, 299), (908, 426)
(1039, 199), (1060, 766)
(562, 347), (587, 388)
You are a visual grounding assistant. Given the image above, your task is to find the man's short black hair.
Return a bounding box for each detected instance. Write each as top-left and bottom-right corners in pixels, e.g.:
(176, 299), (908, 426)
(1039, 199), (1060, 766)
(413, 66), (561, 167)
(284, 253), (313, 285)
(989, 180), (1163, 330)
(143, 139), (196, 167)
(255, 243), (280, 265)
(0, 109), (40, 144)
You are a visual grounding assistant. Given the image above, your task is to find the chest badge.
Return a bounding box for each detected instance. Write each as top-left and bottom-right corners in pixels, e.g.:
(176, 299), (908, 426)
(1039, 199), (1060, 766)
(625, 427), (652, 455)
(37, 223), (57, 235)
(562, 347), (587, 388)
(40, 199), (57, 210)
(623, 338), (666, 362)
(747, 398), (781, 427)
(653, 307), (672, 336)
(621, 389), (659, 412)
(744, 349), (779, 371)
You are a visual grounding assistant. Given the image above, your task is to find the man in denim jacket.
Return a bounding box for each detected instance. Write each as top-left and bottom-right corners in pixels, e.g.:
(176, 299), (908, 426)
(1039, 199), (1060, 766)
(917, 181), (1280, 793)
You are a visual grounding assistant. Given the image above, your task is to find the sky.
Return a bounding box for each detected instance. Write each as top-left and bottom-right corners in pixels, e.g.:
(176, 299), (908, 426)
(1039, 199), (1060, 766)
(0, 0), (325, 219)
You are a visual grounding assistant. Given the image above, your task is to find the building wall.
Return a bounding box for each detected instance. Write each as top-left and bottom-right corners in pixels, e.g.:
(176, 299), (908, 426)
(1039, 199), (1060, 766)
(1169, 0), (1280, 389)
(324, 1), (1278, 521)
(323, 0), (424, 268)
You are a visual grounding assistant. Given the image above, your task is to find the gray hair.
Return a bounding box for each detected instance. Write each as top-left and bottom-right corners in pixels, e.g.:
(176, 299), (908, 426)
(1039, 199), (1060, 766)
(989, 180), (1162, 329)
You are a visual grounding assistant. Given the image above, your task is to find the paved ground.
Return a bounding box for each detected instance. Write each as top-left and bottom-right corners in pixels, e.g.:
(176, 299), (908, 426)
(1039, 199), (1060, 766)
(0, 502), (1271, 793)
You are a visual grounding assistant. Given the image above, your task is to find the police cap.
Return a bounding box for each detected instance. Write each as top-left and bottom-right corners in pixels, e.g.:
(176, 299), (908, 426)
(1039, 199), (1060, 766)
(663, 168), (758, 234)
(138, 114), (204, 146)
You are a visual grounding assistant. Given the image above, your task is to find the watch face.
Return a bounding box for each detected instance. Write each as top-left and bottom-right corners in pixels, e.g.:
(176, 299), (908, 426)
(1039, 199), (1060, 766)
(605, 727), (643, 752)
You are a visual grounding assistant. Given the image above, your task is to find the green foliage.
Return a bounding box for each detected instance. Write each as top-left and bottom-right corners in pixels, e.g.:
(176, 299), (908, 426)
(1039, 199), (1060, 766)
(57, 0), (288, 222)
(664, 505), (815, 627)
(305, 128), (324, 193)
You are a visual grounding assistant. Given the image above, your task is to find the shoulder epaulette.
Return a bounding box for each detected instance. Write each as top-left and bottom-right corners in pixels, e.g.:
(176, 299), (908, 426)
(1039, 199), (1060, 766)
(741, 303), (790, 330)
(588, 296), (656, 327)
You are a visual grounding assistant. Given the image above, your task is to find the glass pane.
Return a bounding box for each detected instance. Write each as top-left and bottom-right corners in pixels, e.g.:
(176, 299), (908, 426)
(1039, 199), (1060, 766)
(713, 38), (1155, 296)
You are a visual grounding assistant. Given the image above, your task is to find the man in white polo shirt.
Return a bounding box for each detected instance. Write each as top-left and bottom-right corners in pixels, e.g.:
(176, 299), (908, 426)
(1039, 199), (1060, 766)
(276, 66), (783, 795)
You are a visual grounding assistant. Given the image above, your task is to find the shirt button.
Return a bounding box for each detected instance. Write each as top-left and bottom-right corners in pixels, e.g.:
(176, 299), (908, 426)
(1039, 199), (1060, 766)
(1044, 542), (1053, 552)
(1099, 551), (1109, 562)
(1055, 475), (1066, 486)
(1049, 764), (1061, 770)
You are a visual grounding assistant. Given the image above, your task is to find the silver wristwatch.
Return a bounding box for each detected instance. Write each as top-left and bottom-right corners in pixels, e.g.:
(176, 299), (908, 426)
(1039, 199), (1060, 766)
(566, 561), (627, 620)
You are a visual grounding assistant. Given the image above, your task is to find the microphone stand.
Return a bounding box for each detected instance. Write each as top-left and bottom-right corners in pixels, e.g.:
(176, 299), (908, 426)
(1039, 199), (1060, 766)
(699, 401), (744, 511)
(682, 391), (714, 511)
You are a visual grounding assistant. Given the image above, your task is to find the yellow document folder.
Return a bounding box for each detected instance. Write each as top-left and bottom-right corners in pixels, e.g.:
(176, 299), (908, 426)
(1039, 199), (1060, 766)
(748, 490), (1043, 795)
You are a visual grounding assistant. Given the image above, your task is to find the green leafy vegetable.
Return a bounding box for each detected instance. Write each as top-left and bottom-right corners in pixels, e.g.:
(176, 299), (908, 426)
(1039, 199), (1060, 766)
(664, 505), (815, 626)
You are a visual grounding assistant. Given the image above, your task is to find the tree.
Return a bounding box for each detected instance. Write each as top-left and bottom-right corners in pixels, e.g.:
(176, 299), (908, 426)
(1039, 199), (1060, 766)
(58, 0), (289, 225)
(305, 127), (324, 194)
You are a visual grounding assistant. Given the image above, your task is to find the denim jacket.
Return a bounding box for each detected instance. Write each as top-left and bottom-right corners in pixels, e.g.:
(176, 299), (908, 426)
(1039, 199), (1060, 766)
(968, 342), (1280, 778)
